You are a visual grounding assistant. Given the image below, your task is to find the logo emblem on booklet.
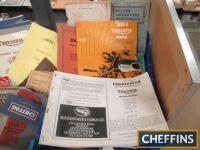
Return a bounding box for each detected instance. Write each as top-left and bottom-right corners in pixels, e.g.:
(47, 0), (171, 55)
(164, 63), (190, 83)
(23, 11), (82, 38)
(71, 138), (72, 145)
(74, 107), (91, 117)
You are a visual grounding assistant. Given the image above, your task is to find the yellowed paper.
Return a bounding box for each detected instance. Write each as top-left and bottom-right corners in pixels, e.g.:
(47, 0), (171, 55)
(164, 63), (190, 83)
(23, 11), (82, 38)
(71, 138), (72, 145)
(8, 23), (57, 85)
(26, 70), (53, 95)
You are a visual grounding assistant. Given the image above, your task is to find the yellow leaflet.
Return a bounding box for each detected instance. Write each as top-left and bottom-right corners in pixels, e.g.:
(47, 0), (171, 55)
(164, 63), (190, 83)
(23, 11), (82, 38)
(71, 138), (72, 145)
(8, 23), (57, 85)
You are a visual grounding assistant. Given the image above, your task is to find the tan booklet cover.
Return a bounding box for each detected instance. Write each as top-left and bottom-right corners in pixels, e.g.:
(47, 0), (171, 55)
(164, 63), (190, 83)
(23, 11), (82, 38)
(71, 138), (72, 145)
(26, 70), (53, 96)
(76, 21), (141, 78)
(19, 58), (56, 86)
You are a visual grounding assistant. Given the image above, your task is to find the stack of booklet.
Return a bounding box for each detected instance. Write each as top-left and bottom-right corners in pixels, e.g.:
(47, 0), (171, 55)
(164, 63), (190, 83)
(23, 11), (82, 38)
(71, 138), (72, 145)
(0, 0), (168, 149)
(0, 15), (44, 150)
(43, 0), (167, 148)
(0, 16), (57, 149)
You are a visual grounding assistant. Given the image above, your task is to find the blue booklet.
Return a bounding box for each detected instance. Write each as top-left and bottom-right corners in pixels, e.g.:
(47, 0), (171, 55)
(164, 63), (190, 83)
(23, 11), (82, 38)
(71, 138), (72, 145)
(0, 15), (25, 26)
(0, 19), (31, 29)
(0, 94), (45, 126)
(145, 33), (156, 88)
(0, 15), (31, 29)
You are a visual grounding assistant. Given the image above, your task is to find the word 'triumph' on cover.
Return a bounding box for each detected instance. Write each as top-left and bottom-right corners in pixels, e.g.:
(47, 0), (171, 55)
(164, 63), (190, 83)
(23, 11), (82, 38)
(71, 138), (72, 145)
(39, 71), (168, 148)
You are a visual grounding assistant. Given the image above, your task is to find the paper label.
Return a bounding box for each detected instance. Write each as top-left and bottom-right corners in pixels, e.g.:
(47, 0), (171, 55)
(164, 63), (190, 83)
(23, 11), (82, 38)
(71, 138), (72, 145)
(112, 6), (145, 24)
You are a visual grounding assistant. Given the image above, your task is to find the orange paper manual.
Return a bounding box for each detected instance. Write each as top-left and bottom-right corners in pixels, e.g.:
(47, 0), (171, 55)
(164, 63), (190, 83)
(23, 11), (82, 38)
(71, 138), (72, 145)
(76, 21), (141, 78)
(57, 24), (77, 74)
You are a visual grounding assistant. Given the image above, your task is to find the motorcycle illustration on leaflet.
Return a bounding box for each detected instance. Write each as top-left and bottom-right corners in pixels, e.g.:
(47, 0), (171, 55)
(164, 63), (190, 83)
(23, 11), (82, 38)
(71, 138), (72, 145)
(83, 49), (142, 78)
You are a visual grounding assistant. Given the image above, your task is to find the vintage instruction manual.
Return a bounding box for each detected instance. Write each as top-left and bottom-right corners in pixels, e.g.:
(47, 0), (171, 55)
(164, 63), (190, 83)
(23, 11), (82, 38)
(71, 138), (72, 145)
(39, 71), (168, 147)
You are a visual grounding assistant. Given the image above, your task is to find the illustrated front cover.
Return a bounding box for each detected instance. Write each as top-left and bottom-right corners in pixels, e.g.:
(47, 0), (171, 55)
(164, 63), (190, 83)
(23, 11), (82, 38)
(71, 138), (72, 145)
(76, 20), (141, 78)
(57, 24), (78, 74)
